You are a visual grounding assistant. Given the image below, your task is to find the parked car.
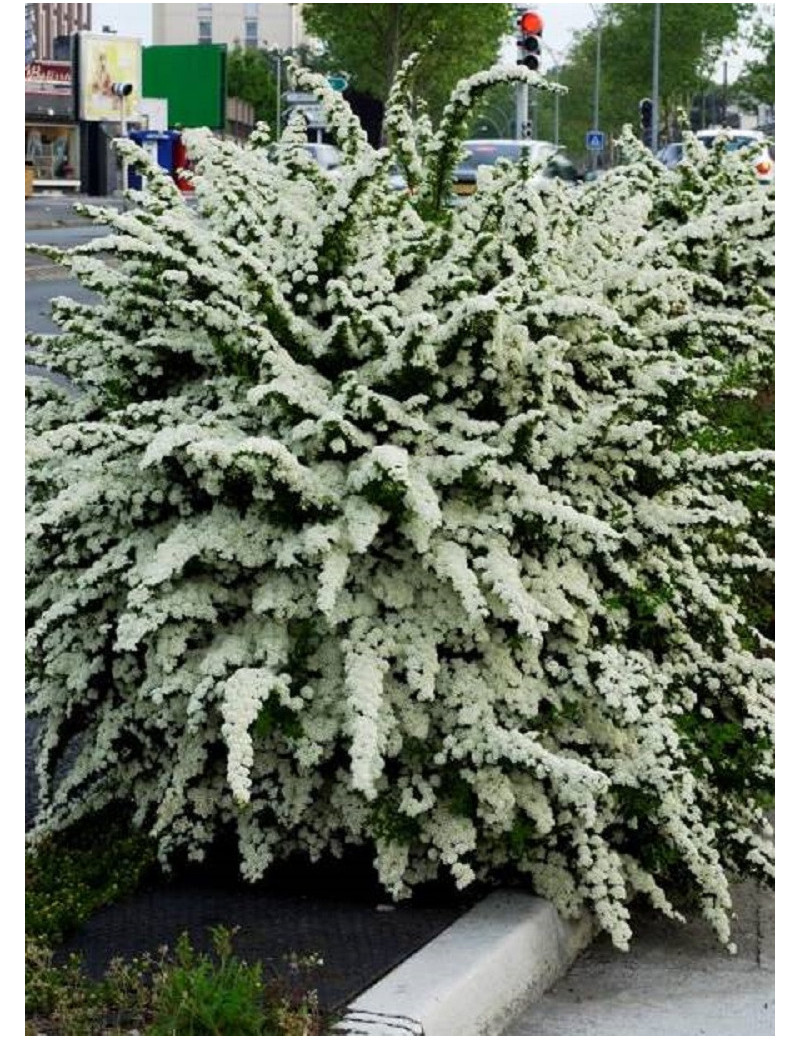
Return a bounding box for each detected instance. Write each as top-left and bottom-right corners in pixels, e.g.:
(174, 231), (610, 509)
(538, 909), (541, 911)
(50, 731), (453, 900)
(655, 141), (684, 169)
(302, 143), (342, 174)
(452, 139), (581, 198)
(388, 164), (409, 192)
(657, 129), (775, 185)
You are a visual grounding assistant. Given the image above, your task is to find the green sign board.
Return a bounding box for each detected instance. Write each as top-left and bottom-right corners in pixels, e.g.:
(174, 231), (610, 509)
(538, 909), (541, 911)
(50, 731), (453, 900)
(142, 44), (226, 129)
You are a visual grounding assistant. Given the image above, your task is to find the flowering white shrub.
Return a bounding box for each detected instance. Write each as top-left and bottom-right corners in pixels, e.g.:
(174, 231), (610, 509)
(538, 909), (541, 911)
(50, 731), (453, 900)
(26, 61), (774, 950)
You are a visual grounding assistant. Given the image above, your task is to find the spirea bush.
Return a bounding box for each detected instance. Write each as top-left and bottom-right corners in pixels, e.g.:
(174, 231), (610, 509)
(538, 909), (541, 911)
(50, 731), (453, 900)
(26, 61), (774, 950)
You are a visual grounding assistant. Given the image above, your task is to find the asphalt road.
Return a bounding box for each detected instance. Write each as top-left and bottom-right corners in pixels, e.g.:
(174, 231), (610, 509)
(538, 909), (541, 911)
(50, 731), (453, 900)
(26, 268), (97, 392)
(25, 223), (104, 394)
(25, 276), (98, 336)
(26, 226), (110, 249)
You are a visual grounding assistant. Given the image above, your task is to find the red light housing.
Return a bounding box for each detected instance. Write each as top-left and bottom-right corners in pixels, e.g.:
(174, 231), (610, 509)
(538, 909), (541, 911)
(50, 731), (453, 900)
(755, 159), (772, 175)
(519, 10), (544, 34)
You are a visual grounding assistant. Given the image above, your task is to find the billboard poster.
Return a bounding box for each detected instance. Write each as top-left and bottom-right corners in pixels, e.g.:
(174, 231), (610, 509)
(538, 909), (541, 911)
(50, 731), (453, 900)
(77, 33), (142, 122)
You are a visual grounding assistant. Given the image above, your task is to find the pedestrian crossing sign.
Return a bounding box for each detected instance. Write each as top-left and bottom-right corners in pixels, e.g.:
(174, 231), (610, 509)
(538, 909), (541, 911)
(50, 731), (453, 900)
(586, 130), (605, 151)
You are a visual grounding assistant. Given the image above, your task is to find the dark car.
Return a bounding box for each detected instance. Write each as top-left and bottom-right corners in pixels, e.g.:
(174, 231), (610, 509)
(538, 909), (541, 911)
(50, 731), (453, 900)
(452, 139), (581, 198)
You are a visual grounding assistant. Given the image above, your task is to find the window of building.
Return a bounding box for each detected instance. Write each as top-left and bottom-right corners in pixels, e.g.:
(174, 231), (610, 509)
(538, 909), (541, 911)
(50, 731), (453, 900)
(198, 3), (212, 43)
(244, 16), (258, 48)
(244, 4), (259, 14)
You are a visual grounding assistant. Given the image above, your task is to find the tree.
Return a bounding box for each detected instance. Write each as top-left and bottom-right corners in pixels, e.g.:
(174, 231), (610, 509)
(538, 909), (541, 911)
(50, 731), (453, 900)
(549, 4), (748, 163)
(227, 43), (333, 131)
(301, 3), (512, 128)
(732, 14), (775, 110)
(227, 45), (278, 126)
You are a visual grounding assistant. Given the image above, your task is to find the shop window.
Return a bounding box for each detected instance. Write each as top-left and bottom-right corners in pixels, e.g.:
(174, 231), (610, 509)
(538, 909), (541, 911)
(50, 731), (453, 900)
(25, 124), (79, 180)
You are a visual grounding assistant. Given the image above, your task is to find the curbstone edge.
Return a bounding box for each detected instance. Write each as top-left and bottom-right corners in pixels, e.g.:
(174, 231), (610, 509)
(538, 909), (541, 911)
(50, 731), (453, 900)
(335, 890), (595, 1036)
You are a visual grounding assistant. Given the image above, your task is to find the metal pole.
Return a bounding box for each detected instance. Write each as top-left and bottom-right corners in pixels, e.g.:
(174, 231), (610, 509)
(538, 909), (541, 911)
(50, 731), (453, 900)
(120, 93), (127, 195)
(515, 81), (529, 139)
(722, 58), (728, 126)
(592, 11), (602, 169)
(276, 54), (281, 135)
(553, 65), (560, 146)
(650, 3), (661, 152)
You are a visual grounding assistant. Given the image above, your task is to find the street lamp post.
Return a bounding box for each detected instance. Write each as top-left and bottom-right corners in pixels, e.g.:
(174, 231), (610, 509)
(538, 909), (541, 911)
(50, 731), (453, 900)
(120, 93), (127, 190)
(650, 2), (662, 152)
(275, 52), (282, 135)
(591, 5), (602, 170)
(722, 57), (728, 127)
(111, 82), (133, 196)
(541, 40), (566, 147)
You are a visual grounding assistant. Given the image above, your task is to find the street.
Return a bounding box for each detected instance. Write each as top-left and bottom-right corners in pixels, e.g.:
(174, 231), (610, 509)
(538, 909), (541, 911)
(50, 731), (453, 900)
(26, 224), (104, 394)
(25, 274), (98, 336)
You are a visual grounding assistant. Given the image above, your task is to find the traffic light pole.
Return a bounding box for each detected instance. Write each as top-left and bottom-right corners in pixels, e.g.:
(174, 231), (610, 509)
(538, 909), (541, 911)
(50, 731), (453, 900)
(514, 8), (543, 139)
(515, 81), (530, 139)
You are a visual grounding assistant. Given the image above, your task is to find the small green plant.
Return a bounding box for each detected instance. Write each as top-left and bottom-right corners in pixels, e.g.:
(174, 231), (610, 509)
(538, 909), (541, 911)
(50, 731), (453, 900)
(25, 928), (327, 1036)
(25, 936), (158, 1035)
(148, 925), (270, 1036)
(26, 810), (158, 943)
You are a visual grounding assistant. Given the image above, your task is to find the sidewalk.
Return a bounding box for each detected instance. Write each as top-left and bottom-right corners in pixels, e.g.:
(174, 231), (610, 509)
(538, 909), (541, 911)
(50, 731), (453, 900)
(25, 192), (196, 230)
(501, 879), (775, 1036)
(25, 192), (123, 230)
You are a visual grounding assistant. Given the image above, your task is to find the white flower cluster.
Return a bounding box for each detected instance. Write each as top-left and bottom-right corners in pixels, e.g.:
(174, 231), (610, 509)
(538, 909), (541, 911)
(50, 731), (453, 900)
(25, 64), (774, 949)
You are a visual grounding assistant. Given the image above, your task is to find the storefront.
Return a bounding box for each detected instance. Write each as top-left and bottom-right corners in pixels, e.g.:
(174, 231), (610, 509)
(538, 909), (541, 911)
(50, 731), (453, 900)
(25, 60), (80, 190)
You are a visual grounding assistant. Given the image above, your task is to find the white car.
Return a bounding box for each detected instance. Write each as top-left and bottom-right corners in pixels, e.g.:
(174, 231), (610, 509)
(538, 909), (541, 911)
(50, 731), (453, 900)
(679, 128), (774, 185)
(696, 128), (774, 184)
(302, 143), (342, 175)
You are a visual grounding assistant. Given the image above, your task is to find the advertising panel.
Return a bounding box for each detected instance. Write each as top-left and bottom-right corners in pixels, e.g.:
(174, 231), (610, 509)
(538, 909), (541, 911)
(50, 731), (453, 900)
(77, 33), (142, 122)
(142, 45), (227, 129)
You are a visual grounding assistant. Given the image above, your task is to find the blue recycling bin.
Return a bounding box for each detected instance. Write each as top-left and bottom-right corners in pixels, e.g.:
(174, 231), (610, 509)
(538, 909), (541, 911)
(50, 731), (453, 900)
(127, 130), (180, 189)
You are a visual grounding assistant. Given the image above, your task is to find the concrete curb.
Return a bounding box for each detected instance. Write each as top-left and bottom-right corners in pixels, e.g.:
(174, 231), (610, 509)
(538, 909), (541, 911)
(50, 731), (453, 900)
(335, 891), (595, 1036)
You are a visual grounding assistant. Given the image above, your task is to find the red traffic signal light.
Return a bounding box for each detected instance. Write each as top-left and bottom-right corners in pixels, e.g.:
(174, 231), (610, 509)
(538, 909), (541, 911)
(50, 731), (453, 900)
(517, 10), (543, 71)
(518, 10), (544, 35)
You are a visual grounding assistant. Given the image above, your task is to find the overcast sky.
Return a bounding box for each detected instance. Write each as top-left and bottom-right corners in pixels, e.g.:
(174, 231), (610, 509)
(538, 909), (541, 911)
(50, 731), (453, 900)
(91, 3), (598, 69)
(82, 2), (759, 77)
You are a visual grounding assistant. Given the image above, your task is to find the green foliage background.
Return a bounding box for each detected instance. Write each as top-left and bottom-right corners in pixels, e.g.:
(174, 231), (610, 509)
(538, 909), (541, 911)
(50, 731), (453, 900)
(302, 3), (513, 123)
(469, 4), (768, 166)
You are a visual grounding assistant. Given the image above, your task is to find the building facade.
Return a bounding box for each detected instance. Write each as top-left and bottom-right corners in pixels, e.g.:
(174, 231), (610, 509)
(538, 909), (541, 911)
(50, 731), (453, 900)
(25, 6), (91, 190)
(25, 3), (92, 62)
(152, 3), (305, 51)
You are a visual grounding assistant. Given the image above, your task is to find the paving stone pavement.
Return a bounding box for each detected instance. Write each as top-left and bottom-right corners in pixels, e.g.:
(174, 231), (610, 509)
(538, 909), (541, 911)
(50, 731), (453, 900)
(502, 879), (775, 1036)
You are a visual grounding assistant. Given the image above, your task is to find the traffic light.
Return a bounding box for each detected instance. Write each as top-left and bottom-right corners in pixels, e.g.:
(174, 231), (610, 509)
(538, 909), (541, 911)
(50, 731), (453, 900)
(639, 97), (653, 132)
(517, 10), (544, 72)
